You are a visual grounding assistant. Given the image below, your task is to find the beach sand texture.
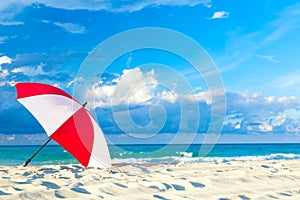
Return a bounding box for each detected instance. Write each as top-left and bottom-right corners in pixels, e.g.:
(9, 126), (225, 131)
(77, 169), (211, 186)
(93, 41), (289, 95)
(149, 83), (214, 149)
(0, 160), (300, 200)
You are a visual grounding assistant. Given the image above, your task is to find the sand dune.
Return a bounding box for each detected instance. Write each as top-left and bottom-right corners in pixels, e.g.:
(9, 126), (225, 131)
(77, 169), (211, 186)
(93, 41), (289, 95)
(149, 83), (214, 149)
(1, 160), (300, 199)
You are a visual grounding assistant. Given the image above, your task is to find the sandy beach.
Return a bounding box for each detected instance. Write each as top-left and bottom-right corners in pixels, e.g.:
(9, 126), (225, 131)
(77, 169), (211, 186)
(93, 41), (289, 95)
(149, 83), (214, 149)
(1, 160), (300, 199)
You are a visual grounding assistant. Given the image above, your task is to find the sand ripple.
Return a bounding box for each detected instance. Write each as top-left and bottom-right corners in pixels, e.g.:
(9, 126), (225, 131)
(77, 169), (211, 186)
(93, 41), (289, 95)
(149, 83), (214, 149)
(0, 160), (300, 199)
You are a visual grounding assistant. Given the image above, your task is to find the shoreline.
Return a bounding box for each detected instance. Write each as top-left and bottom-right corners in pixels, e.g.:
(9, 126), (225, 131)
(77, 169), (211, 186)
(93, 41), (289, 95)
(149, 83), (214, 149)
(1, 160), (300, 199)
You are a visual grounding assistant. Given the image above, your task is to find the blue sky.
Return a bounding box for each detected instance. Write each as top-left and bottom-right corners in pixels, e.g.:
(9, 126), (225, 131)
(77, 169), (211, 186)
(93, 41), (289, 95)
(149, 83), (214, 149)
(1, 0), (300, 144)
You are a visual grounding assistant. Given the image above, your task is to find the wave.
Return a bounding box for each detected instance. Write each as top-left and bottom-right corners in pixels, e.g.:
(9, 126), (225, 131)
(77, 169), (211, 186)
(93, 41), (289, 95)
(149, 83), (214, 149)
(176, 152), (193, 157)
(111, 153), (300, 164)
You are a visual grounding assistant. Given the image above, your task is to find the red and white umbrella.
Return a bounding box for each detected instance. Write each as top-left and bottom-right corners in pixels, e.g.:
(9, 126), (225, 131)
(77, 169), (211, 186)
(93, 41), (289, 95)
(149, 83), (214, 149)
(15, 82), (111, 168)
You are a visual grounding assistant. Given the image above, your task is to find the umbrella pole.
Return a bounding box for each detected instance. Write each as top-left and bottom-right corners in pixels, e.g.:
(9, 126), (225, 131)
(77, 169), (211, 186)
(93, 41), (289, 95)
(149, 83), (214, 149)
(22, 137), (52, 167)
(22, 102), (88, 167)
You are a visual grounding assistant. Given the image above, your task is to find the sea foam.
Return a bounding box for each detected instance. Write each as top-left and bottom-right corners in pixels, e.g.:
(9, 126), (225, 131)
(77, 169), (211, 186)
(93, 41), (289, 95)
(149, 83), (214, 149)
(111, 153), (300, 164)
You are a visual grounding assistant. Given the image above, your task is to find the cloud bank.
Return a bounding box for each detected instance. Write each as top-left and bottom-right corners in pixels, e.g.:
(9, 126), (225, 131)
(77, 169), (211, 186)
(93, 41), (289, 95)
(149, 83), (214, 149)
(0, 0), (211, 13)
(1, 58), (300, 137)
(71, 67), (300, 135)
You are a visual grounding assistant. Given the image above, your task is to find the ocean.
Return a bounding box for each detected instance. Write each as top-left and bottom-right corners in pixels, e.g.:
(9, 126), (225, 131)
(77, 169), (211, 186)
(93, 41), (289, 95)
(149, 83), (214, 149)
(1, 143), (300, 166)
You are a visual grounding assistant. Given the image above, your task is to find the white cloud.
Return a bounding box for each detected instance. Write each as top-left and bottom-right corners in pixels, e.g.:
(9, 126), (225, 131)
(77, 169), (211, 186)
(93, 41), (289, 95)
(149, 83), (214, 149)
(0, 0), (211, 13)
(11, 63), (46, 76)
(283, 108), (300, 120)
(112, 0), (212, 12)
(225, 91), (300, 133)
(42, 20), (86, 34)
(277, 96), (298, 103)
(66, 77), (83, 88)
(84, 67), (212, 109)
(52, 22), (86, 34)
(84, 67), (224, 109)
(118, 68), (157, 105)
(210, 11), (229, 19)
(240, 91), (299, 106)
(0, 67), (9, 78)
(194, 91), (212, 104)
(158, 90), (177, 103)
(263, 95), (298, 104)
(86, 84), (115, 108)
(258, 122), (273, 132)
(6, 80), (17, 86)
(223, 113), (243, 129)
(0, 14), (23, 26)
(256, 54), (280, 63)
(0, 56), (12, 78)
(88, 67), (158, 107)
(270, 114), (286, 127)
(0, 56), (12, 65)
(6, 135), (15, 141)
(0, 20), (23, 26)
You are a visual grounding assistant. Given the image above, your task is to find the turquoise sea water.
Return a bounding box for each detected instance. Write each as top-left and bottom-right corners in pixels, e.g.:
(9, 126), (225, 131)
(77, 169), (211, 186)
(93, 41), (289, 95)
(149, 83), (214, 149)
(1, 144), (300, 166)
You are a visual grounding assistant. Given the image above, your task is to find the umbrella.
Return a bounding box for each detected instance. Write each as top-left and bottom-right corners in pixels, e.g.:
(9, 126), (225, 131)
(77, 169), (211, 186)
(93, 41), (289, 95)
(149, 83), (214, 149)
(15, 82), (111, 168)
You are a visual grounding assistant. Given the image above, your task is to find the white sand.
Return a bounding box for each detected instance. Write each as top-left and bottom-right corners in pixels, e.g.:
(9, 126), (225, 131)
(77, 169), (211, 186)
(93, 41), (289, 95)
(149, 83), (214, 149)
(1, 160), (300, 199)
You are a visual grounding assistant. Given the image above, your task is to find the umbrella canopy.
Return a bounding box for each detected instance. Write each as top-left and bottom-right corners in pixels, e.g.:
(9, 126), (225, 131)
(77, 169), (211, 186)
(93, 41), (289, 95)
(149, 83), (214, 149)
(15, 82), (111, 168)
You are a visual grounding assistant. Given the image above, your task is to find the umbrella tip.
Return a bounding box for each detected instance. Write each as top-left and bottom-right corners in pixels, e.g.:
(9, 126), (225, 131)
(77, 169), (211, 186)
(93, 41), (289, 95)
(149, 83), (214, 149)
(22, 159), (31, 167)
(82, 102), (88, 107)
